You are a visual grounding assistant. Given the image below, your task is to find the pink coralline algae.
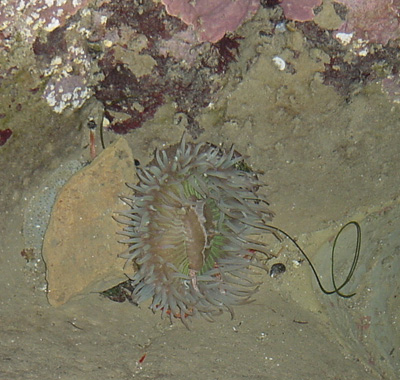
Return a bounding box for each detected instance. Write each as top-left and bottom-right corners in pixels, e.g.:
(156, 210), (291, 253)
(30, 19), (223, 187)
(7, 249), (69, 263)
(161, 0), (260, 43)
(333, 0), (400, 45)
(279, 0), (322, 22)
(0, 0), (91, 48)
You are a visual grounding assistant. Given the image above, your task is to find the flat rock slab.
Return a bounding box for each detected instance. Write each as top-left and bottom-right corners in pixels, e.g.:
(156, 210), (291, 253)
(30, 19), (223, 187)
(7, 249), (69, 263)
(42, 138), (136, 306)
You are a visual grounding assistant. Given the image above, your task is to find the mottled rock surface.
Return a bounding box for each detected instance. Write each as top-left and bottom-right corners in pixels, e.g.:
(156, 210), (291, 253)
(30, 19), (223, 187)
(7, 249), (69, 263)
(42, 138), (136, 306)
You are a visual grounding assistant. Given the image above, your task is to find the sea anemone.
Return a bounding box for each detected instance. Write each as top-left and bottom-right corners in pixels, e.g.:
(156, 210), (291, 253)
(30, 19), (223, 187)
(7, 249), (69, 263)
(119, 136), (277, 325)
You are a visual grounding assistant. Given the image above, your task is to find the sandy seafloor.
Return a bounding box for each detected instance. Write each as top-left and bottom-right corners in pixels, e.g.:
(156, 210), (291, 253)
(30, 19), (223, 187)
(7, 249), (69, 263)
(1, 5), (400, 380)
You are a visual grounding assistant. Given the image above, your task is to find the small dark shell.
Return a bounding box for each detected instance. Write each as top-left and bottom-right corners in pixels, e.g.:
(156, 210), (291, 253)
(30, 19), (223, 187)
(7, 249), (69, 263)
(270, 263), (286, 278)
(119, 137), (276, 325)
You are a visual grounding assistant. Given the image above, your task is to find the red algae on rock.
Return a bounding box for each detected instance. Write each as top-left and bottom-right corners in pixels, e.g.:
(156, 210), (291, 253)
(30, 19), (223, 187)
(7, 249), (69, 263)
(333, 0), (400, 45)
(279, 0), (322, 22)
(95, 0), (242, 134)
(161, 0), (260, 43)
(0, 128), (12, 146)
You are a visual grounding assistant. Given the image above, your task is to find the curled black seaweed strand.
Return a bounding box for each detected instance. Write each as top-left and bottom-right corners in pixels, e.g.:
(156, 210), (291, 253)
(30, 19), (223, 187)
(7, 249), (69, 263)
(330, 221), (361, 297)
(100, 116), (106, 150)
(259, 221), (361, 298)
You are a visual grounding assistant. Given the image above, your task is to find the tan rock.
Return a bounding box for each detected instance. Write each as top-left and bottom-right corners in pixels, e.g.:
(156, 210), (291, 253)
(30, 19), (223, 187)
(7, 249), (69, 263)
(42, 138), (137, 306)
